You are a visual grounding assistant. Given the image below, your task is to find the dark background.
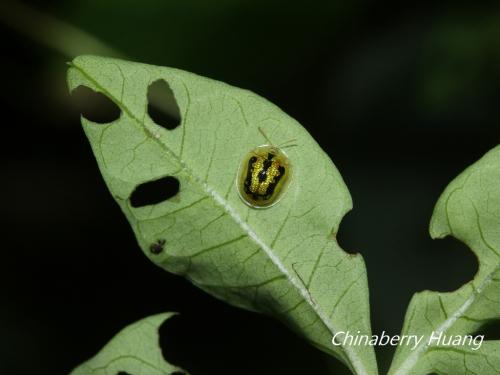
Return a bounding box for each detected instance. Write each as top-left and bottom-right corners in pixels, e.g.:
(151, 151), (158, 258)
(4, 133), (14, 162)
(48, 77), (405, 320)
(1, 0), (500, 374)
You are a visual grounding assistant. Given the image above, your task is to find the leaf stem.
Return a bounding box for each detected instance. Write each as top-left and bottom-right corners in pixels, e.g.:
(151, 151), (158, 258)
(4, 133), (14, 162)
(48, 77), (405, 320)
(0, 0), (123, 58)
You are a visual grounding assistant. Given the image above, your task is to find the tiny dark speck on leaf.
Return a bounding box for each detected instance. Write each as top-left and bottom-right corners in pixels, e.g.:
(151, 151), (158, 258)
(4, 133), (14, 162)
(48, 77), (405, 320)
(150, 239), (166, 254)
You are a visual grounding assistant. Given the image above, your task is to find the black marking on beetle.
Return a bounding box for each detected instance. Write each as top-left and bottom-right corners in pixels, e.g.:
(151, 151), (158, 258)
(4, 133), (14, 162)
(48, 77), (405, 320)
(150, 239), (166, 254)
(244, 156), (256, 194)
(257, 169), (267, 182)
(265, 166), (285, 198)
(244, 152), (285, 201)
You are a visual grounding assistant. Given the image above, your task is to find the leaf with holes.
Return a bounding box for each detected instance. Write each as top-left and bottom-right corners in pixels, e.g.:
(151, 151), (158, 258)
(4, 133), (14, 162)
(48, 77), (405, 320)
(388, 146), (500, 375)
(67, 55), (377, 375)
(70, 313), (184, 375)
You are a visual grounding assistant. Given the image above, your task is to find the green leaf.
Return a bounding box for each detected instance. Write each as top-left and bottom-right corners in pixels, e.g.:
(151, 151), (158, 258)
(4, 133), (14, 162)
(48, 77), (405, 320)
(67, 55), (377, 375)
(389, 146), (500, 375)
(70, 313), (184, 375)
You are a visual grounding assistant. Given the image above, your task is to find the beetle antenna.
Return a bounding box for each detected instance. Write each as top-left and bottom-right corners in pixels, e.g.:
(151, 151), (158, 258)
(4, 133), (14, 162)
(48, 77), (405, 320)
(278, 138), (298, 149)
(258, 127), (274, 146)
(278, 138), (297, 147)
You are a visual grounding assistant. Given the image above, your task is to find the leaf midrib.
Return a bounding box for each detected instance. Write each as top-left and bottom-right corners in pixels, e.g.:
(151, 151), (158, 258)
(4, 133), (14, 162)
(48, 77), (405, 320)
(391, 268), (497, 375)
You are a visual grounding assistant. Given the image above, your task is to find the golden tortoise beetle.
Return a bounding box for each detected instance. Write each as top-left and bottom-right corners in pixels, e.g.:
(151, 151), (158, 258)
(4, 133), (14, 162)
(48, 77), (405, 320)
(237, 128), (295, 208)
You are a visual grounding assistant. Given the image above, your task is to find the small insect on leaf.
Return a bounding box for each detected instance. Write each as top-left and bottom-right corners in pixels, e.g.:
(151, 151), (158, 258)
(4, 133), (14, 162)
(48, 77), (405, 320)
(237, 145), (291, 208)
(150, 239), (166, 254)
(237, 127), (294, 208)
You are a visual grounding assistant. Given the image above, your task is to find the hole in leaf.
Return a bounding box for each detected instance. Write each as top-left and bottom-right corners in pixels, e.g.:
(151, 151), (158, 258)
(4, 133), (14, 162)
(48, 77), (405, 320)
(421, 236), (479, 292)
(147, 79), (181, 130)
(473, 320), (500, 340)
(159, 315), (185, 370)
(130, 176), (180, 207)
(335, 211), (358, 254)
(71, 85), (121, 123)
(117, 372), (132, 375)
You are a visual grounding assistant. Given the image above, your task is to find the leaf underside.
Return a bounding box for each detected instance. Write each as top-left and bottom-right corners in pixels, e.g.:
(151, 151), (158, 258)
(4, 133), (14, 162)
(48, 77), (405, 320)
(389, 146), (500, 375)
(70, 313), (183, 375)
(67, 55), (377, 375)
